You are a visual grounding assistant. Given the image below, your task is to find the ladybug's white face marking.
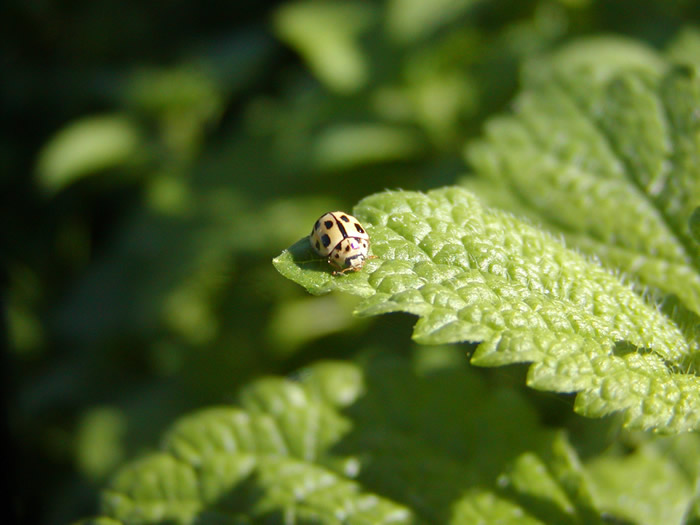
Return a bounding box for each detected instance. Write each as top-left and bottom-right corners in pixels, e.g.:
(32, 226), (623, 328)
(309, 211), (370, 272)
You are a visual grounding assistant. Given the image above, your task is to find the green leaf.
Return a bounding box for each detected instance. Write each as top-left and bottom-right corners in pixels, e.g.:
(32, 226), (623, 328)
(73, 518), (124, 525)
(450, 490), (545, 525)
(667, 27), (700, 67)
(521, 36), (667, 86)
(91, 350), (700, 524)
(91, 348), (552, 523)
(36, 115), (141, 192)
(466, 41), (700, 318)
(505, 452), (576, 519)
(100, 360), (415, 524)
(385, 0), (480, 43)
(691, 207), (700, 244)
(274, 186), (697, 432)
(311, 123), (425, 171)
(272, 1), (376, 94)
(586, 441), (694, 525)
(249, 456), (413, 524)
(101, 454), (201, 524)
(75, 407), (127, 480)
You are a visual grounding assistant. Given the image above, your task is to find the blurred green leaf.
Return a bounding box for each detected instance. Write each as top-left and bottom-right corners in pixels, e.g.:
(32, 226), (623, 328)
(99, 360), (414, 523)
(312, 123), (425, 171)
(124, 66), (222, 121)
(267, 294), (364, 354)
(273, 1), (376, 93)
(88, 350), (700, 524)
(123, 66), (224, 157)
(521, 35), (667, 86)
(505, 452), (577, 518)
(8, 266), (44, 355)
(666, 26), (700, 66)
(101, 453), (202, 523)
(586, 442), (693, 524)
(386, 0), (480, 43)
(691, 207), (700, 244)
(75, 407), (127, 481)
(36, 115), (141, 192)
(73, 518), (124, 525)
(450, 490), (544, 524)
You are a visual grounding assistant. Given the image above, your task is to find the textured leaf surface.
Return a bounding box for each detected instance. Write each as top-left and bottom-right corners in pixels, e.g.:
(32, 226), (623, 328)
(275, 186), (697, 432)
(90, 350), (700, 524)
(465, 39), (700, 319)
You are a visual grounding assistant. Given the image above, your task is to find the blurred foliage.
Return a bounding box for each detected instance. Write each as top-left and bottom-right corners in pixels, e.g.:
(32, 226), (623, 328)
(4, 0), (700, 524)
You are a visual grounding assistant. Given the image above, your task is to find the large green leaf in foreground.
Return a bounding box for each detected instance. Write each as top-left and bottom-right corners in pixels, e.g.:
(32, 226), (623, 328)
(275, 186), (697, 432)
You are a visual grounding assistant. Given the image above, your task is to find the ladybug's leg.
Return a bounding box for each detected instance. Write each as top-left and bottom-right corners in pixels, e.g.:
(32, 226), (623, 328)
(334, 266), (360, 275)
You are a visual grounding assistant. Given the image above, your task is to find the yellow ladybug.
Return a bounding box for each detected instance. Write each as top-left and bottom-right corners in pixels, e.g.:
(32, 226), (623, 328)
(310, 211), (370, 273)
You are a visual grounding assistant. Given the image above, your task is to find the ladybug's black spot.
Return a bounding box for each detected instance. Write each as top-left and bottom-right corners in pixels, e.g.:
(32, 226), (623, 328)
(314, 220), (320, 231)
(335, 253), (340, 258)
(315, 240), (321, 251)
(340, 215), (350, 222)
(335, 219), (348, 238)
(321, 234), (331, 248)
(324, 220), (334, 229)
(354, 223), (365, 234)
(344, 245), (350, 252)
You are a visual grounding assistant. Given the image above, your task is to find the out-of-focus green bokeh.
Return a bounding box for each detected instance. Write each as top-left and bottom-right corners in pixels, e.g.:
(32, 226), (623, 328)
(4, 0), (699, 523)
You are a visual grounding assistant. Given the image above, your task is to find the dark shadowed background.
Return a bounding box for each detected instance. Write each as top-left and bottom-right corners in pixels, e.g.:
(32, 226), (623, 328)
(4, 1), (699, 523)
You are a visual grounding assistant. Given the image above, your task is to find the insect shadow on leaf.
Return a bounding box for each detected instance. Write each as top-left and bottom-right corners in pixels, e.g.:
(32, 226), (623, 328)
(286, 236), (332, 271)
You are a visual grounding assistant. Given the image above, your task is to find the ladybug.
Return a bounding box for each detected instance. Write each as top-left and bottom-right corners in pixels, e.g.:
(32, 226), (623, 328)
(310, 211), (371, 274)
